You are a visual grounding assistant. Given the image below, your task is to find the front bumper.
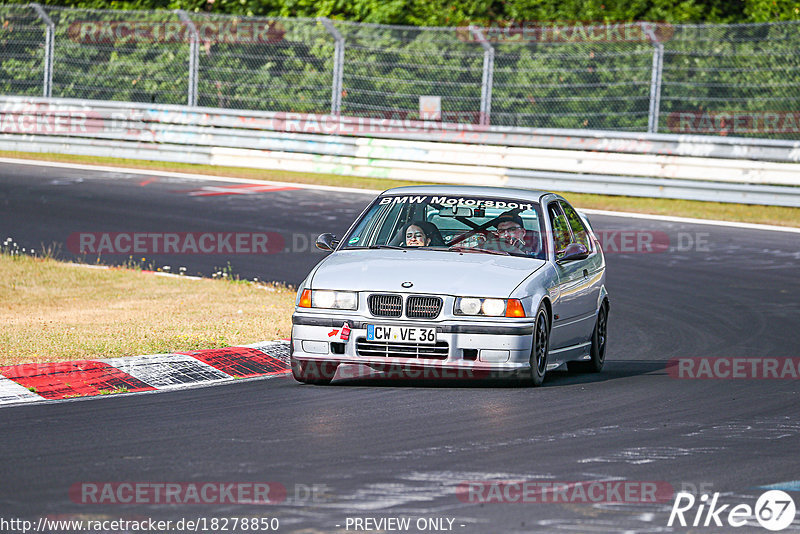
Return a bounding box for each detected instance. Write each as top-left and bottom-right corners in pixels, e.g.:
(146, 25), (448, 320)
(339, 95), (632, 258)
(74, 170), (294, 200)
(291, 313), (535, 376)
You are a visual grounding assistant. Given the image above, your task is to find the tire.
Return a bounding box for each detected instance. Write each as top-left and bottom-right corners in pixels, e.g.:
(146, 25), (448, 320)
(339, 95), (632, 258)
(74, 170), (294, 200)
(291, 357), (337, 385)
(568, 303), (608, 373)
(524, 303), (550, 387)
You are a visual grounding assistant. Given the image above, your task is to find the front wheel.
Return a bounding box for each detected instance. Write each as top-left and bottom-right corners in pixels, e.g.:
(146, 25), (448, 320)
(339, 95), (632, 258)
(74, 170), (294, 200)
(524, 304), (550, 387)
(291, 358), (338, 385)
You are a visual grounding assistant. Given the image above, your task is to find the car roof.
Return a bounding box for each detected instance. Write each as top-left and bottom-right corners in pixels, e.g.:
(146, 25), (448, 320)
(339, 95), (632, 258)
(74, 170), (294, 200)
(380, 185), (550, 202)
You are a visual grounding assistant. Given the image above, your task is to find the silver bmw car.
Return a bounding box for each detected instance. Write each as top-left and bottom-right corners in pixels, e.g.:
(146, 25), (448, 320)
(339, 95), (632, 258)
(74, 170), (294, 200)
(290, 185), (608, 386)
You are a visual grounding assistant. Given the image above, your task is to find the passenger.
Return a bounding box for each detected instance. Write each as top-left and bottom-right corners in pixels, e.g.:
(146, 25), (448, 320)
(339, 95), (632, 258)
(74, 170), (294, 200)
(405, 223), (429, 247)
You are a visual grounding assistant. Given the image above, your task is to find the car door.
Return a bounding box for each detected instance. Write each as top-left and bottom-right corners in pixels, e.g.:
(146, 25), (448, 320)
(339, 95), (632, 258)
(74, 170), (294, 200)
(546, 200), (598, 350)
(559, 200), (603, 340)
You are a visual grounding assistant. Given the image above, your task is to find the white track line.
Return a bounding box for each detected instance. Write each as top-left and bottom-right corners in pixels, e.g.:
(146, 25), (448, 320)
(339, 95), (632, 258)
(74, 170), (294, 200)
(2, 157), (798, 234)
(580, 208), (800, 234)
(0, 157), (382, 195)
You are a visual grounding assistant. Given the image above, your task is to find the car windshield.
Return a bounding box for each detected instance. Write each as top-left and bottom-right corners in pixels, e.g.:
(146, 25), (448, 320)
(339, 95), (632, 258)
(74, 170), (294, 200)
(341, 193), (545, 259)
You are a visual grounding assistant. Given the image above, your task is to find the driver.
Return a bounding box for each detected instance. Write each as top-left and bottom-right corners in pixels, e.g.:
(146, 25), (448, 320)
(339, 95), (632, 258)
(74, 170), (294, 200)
(491, 212), (528, 253)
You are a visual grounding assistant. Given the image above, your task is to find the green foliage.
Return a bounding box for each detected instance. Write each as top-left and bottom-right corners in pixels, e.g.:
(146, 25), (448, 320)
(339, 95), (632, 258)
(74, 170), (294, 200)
(744, 0), (800, 21)
(1, 2), (799, 138)
(0, 5), (46, 96)
(2, 0), (798, 22)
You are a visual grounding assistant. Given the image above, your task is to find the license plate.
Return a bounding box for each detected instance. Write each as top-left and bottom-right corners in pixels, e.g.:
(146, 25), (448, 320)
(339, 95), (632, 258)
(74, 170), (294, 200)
(367, 325), (437, 344)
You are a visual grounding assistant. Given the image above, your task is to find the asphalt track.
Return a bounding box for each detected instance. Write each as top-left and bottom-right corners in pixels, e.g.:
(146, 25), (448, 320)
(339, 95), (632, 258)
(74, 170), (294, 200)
(1, 161), (800, 533)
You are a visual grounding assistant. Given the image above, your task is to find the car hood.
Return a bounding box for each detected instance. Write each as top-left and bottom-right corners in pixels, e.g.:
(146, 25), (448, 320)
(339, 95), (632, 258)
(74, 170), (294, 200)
(311, 249), (545, 297)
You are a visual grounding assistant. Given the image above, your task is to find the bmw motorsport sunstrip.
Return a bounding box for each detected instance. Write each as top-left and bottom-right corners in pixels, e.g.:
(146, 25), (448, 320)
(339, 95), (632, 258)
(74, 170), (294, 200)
(290, 185), (609, 386)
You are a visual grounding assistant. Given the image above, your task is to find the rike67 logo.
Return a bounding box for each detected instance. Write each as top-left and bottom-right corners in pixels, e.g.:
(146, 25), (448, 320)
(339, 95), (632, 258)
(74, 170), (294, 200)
(668, 490), (796, 531)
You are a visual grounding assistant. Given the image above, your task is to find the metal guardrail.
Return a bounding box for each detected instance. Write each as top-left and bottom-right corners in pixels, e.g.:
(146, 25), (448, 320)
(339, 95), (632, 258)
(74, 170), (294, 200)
(4, 96), (798, 161)
(1, 96), (799, 207)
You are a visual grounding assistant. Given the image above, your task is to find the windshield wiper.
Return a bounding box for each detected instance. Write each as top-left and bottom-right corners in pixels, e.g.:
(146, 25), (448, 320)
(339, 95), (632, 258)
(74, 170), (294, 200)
(447, 246), (509, 256)
(368, 245), (406, 250)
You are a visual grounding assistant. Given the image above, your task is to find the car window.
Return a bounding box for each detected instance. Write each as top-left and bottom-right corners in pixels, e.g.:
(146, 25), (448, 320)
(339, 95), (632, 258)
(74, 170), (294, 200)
(559, 201), (592, 251)
(547, 202), (572, 259)
(341, 194), (545, 259)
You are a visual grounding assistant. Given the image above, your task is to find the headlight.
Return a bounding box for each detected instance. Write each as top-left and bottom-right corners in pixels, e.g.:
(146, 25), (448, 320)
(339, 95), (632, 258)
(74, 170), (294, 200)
(299, 289), (358, 310)
(454, 297), (526, 318)
(459, 297), (482, 315)
(481, 298), (506, 316)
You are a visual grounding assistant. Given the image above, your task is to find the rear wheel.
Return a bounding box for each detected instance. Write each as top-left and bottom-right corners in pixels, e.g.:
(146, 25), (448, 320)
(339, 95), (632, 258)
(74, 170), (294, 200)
(568, 303), (608, 373)
(291, 357), (337, 385)
(524, 304), (550, 387)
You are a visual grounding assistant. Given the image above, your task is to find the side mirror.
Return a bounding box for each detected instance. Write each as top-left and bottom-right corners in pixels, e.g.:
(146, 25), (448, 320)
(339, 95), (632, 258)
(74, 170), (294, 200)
(315, 233), (339, 251)
(558, 242), (589, 262)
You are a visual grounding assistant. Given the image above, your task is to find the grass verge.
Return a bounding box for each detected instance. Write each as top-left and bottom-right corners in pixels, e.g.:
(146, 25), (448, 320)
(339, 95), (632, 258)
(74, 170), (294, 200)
(2, 150), (799, 228)
(0, 253), (294, 366)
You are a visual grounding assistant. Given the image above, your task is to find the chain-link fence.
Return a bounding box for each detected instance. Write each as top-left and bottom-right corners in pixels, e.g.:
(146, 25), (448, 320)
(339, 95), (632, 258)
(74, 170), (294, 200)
(2, 6), (800, 138)
(660, 22), (800, 138)
(189, 13), (334, 111)
(0, 4), (47, 97)
(44, 7), (190, 104)
(331, 21), (486, 123)
(490, 23), (658, 131)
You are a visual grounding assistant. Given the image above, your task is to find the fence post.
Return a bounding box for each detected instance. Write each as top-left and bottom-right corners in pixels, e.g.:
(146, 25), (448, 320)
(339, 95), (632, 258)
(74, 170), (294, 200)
(176, 10), (199, 107)
(642, 22), (664, 134)
(469, 26), (493, 126)
(319, 17), (344, 115)
(30, 3), (53, 98)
